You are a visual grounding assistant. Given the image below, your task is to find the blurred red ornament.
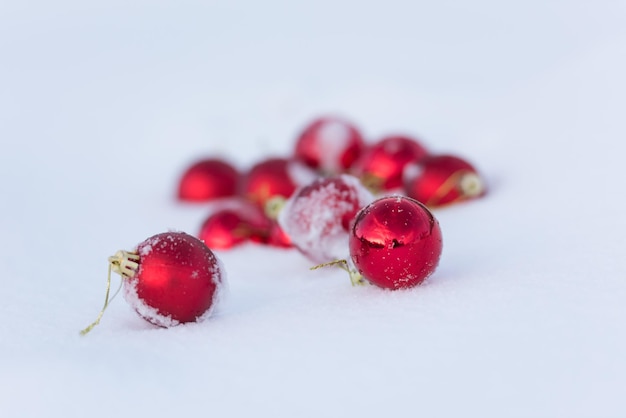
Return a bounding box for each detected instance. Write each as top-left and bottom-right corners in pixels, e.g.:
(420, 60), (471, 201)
(294, 117), (366, 174)
(198, 198), (292, 249)
(177, 159), (239, 202)
(349, 196), (442, 290)
(404, 154), (485, 207)
(352, 135), (428, 192)
(199, 209), (259, 250)
(278, 174), (373, 263)
(262, 221), (293, 248)
(242, 157), (315, 209)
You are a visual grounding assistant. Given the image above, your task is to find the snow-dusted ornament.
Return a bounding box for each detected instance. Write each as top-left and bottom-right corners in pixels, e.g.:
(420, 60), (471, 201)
(278, 174), (374, 264)
(294, 116), (366, 175)
(80, 232), (225, 334)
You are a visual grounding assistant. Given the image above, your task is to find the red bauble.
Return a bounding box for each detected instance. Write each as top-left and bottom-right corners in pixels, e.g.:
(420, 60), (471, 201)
(198, 199), (270, 250)
(278, 174), (373, 263)
(242, 157), (315, 209)
(177, 158), (239, 202)
(120, 232), (225, 327)
(199, 210), (256, 250)
(294, 117), (366, 174)
(404, 154), (485, 207)
(262, 221), (293, 248)
(349, 196), (442, 290)
(352, 135), (428, 192)
(198, 198), (292, 249)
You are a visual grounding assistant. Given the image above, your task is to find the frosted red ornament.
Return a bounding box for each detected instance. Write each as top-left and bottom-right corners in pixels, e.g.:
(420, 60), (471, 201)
(242, 157), (315, 209)
(177, 158), (240, 202)
(124, 232), (224, 327)
(352, 135), (428, 192)
(404, 154), (485, 207)
(80, 232), (225, 334)
(349, 196), (442, 290)
(278, 174), (374, 264)
(294, 117), (366, 174)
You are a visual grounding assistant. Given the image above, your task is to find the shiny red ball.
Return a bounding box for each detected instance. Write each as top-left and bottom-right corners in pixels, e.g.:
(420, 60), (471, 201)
(404, 154), (485, 207)
(349, 196), (442, 290)
(294, 117), (365, 174)
(123, 232), (224, 327)
(352, 135), (428, 192)
(242, 157), (310, 208)
(177, 158), (239, 202)
(278, 174), (373, 263)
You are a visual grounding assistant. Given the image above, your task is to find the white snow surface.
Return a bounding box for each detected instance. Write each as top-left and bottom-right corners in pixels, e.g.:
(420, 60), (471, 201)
(1, 1), (626, 417)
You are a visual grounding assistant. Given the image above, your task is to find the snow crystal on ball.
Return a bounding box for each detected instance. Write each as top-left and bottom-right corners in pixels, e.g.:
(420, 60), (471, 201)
(138, 233), (178, 256)
(198, 254), (228, 322)
(123, 278), (181, 328)
(278, 174), (374, 264)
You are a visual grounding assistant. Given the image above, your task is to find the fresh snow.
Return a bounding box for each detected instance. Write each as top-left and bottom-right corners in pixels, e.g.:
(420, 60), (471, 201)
(1, 1), (625, 418)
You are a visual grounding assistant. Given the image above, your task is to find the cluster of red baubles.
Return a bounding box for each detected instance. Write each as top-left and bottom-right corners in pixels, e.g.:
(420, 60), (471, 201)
(82, 116), (485, 333)
(177, 116), (485, 287)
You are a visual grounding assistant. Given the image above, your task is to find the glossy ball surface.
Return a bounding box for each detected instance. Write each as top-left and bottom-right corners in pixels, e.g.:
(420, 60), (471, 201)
(123, 232), (224, 327)
(352, 135), (428, 192)
(177, 159), (239, 202)
(349, 196), (442, 290)
(294, 117), (365, 174)
(404, 154), (485, 207)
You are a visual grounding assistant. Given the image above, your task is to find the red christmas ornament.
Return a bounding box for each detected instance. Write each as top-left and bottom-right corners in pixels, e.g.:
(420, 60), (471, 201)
(352, 135), (428, 192)
(349, 196), (442, 290)
(177, 158), (239, 202)
(262, 221), (293, 248)
(404, 154), (485, 207)
(198, 198), (292, 249)
(242, 157), (315, 209)
(199, 210), (255, 250)
(198, 199), (271, 250)
(278, 174), (373, 263)
(80, 232), (225, 334)
(294, 117), (366, 174)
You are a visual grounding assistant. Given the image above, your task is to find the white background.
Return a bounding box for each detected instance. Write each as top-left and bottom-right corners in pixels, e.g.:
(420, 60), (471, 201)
(1, 1), (625, 417)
